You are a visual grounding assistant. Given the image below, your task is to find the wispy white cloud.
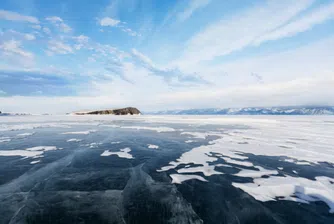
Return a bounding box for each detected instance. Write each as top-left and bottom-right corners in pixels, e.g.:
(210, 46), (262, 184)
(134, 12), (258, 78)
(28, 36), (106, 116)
(253, 2), (334, 45)
(31, 24), (42, 30)
(0, 9), (39, 23)
(1, 29), (36, 41)
(178, 0), (211, 22)
(177, 0), (315, 68)
(0, 40), (34, 59)
(73, 35), (89, 50)
(47, 40), (73, 55)
(98, 17), (140, 37)
(0, 40), (35, 67)
(24, 33), (36, 41)
(43, 27), (51, 35)
(46, 16), (72, 33)
(99, 17), (120, 26)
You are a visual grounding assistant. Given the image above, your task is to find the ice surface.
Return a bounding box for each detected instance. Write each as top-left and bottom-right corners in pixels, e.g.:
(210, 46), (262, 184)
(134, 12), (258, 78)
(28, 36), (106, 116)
(147, 144), (159, 149)
(1, 115), (333, 214)
(101, 147), (134, 159)
(111, 141), (121, 144)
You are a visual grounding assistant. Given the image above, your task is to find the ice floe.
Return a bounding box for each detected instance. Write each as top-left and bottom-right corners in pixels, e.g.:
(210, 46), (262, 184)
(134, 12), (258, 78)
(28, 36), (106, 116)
(101, 147), (133, 159)
(111, 141), (121, 144)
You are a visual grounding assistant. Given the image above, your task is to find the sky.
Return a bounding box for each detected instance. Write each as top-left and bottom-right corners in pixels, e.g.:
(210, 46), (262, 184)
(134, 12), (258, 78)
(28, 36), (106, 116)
(0, 0), (334, 114)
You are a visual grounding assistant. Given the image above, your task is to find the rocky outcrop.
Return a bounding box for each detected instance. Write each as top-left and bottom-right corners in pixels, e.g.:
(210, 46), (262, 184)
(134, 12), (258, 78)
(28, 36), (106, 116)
(74, 107), (141, 115)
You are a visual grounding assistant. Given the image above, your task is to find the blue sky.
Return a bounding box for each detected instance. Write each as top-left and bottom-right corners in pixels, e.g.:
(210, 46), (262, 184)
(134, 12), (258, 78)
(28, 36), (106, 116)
(0, 0), (334, 113)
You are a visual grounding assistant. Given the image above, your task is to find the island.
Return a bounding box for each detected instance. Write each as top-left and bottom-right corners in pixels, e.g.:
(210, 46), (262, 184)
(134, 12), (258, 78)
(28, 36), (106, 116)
(73, 107), (141, 115)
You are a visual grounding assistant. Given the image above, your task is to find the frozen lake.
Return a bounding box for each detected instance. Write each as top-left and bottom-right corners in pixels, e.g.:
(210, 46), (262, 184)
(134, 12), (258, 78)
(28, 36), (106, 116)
(0, 115), (333, 223)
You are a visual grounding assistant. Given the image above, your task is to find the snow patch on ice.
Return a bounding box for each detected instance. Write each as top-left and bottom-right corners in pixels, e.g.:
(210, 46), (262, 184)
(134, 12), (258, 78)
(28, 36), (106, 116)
(170, 174), (207, 184)
(30, 160), (41, 164)
(147, 144), (159, 149)
(181, 132), (221, 139)
(233, 175), (334, 213)
(62, 130), (97, 135)
(17, 132), (35, 137)
(185, 140), (196, 143)
(101, 147), (133, 159)
(0, 137), (11, 143)
(67, 138), (82, 142)
(121, 126), (175, 132)
(234, 166), (278, 178)
(26, 146), (57, 151)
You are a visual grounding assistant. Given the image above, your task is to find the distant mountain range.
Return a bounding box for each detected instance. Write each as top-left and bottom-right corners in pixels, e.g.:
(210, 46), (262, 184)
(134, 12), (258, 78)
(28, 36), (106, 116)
(149, 106), (334, 115)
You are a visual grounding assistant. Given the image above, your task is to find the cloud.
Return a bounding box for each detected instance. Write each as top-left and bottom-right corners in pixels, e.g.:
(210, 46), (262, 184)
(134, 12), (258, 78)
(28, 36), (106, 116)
(46, 16), (72, 33)
(31, 24), (42, 30)
(159, 76), (334, 109)
(178, 0), (315, 68)
(24, 33), (36, 41)
(121, 27), (140, 37)
(0, 10), (39, 23)
(178, 0), (211, 21)
(47, 40), (73, 55)
(131, 49), (209, 86)
(43, 27), (51, 35)
(0, 40), (34, 59)
(98, 17), (140, 37)
(99, 17), (120, 26)
(1, 29), (36, 41)
(0, 89), (6, 96)
(253, 2), (334, 45)
(72, 35), (89, 50)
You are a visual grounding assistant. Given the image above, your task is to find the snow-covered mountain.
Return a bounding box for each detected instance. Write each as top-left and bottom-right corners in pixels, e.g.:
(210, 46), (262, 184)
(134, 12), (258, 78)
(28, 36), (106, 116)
(149, 106), (334, 115)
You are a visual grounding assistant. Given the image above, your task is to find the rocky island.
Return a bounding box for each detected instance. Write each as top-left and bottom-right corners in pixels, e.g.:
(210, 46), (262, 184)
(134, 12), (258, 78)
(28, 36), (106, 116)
(73, 107), (141, 115)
